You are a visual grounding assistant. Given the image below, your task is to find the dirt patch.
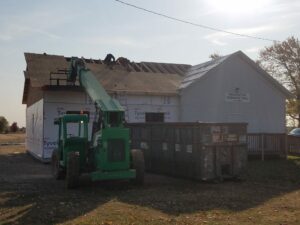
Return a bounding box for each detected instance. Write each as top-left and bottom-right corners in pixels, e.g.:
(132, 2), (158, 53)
(0, 145), (300, 225)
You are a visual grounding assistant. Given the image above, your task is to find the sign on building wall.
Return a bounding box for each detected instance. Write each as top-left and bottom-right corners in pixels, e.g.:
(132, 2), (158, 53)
(225, 88), (250, 103)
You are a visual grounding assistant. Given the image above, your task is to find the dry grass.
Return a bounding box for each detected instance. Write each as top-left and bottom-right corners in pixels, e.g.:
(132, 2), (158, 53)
(0, 133), (25, 144)
(0, 136), (300, 225)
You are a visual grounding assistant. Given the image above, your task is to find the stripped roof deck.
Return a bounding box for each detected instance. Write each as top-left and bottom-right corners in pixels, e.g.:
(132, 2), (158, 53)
(23, 51), (292, 105)
(23, 53), (191, 103)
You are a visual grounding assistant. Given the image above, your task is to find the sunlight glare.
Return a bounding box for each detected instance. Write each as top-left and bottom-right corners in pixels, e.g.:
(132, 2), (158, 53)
(208, 0), (271, 14)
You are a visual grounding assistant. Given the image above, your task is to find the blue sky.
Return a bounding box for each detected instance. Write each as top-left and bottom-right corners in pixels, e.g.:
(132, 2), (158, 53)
(0, 0), (300, 127)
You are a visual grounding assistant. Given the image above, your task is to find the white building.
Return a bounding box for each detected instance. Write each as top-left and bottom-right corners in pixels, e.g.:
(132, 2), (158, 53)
(180, 51), (292, 133)
(22, 51), (292, 161)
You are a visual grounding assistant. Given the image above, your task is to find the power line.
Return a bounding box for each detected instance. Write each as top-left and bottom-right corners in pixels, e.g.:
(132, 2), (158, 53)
(114, 0), (279, 42)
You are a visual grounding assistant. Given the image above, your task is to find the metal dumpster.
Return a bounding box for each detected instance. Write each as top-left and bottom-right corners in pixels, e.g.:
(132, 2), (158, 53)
(127, 122), (247, 181)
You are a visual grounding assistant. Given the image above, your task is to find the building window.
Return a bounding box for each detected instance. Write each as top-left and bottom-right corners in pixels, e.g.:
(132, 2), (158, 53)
(145, 113), (164, 122)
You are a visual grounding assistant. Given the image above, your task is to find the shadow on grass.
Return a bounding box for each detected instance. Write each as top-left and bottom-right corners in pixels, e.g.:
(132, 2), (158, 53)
(1, 152), (300, 225)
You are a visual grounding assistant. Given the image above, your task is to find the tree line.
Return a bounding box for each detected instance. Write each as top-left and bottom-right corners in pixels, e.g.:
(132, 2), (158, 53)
(0, 116), (24, 133)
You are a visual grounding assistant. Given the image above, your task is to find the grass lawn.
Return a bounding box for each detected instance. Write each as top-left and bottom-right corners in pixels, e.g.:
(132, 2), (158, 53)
(0, 134), (300, 225)
(0, 133), (25, 144)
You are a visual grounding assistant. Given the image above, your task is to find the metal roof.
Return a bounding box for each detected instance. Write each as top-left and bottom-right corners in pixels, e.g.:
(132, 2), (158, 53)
(180, 51), (292, 98)
(180, 55), (229, 89)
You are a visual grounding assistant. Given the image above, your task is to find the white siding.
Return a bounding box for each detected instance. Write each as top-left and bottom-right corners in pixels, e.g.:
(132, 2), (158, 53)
(180, 55), (286, 133)
(44, 91), (179, 123)
(44, 91), (90, 104)
(36, 90), (179, 160)
(42, 91), (95, 159)
(43, 102), (95, 159)
(26, 99), (44, 159)
(114, 94), (179, 122)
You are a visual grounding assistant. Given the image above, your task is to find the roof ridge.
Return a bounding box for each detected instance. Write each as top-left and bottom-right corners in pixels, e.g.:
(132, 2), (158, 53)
(24, 52), (191, 66)
(180, 53), (233, 89)
(141, 61), (191, 66)
(191, 52), (237, 69)
(24, 52), (190, 75)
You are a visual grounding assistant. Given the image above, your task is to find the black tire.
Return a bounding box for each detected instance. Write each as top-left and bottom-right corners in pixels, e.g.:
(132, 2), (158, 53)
(66, 152), (80, 189)
(131, 149), (145, 185)
(51, 149), (65, 180)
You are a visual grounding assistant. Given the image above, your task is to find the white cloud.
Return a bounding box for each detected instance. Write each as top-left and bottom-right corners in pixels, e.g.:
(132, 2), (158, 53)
(81, 33), (189, 49)
(27, 27), (60, 40)
(211, 39), (227, 46)
(264, 0), (300, 14)
(0, 9), (75, 42)
(0, 24), (60, 41)
(229, 26), (277, 35)
(204, 25), (279, 46)
(245, 47), (261, 53)
(82, 36), (149, 49)
(0, 34), (12, 41)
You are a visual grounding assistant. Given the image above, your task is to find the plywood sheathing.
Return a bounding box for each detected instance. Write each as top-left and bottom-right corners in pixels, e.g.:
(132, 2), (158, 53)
(23, 53), (191, 104)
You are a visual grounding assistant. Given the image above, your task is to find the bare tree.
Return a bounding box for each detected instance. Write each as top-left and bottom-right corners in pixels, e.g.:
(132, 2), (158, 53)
(258, 36), (300, 126)
(209, 52), (222, 60)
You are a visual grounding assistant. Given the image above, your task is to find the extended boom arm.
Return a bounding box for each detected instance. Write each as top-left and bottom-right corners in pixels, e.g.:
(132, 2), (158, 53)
(67, 57), (124, 129)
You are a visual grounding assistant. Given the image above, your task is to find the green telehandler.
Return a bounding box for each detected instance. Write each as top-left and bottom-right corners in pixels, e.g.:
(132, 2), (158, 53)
(51, 57), (144, 188)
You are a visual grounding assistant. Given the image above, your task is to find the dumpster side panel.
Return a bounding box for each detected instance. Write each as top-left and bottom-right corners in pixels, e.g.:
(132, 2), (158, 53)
(127, 122), (247, 181)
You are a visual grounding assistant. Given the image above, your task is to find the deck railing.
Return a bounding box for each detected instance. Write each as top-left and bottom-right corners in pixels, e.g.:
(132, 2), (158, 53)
(286, 135), (300, 156)
(247, 133), (287, 159)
